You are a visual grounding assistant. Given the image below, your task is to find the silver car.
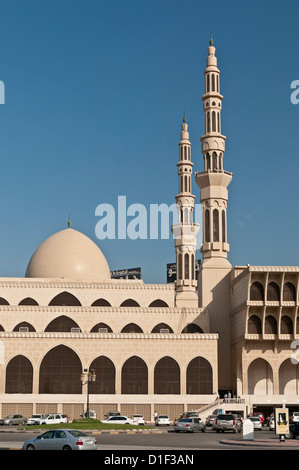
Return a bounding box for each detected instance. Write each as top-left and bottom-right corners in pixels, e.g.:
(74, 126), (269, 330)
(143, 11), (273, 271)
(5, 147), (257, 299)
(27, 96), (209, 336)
(22, 429), (97, 450)
(214, 414), (241, 433)
(174, 417), (206, 433)
(0, 414), (27, 425)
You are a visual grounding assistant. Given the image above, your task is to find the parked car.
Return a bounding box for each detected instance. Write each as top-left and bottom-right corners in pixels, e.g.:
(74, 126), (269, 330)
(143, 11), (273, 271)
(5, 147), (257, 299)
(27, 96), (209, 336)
(22, 429), (97, 450)
(0, 414), (27, 425)
(83, 410), (96, 419)
(32, 413), (68, 425)
(286, 423), (299, 439)
(269, 416), (275, 431)
(250, 412), (265, 425)
(156, 415), (170, 426)
(104, 411), (121, 418)
(182, 411), (199, 419)
(27, 415), (43, 425)
(289, 412), (299, 423)
(131, 414), (145, 425)
(248, 417), (262, 430)
(101, 415), (135, 425)
(205, 415), (216, 427)
(174, 417), (206, 433)
(213, 414), (241, 433)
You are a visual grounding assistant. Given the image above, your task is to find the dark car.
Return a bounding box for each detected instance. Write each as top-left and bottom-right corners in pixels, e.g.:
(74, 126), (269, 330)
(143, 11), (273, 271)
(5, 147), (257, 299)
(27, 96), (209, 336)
(286, 423), (299, 439)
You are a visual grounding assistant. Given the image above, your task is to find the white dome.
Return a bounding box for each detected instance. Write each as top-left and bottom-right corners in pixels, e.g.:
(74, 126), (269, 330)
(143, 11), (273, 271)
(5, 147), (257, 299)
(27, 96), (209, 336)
(25, 228), (110, 282)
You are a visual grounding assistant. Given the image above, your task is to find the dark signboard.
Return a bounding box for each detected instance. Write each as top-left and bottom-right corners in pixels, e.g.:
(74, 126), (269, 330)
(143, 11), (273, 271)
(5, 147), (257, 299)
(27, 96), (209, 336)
(167, 260), (201, 283)
(110, 267), (142, 280)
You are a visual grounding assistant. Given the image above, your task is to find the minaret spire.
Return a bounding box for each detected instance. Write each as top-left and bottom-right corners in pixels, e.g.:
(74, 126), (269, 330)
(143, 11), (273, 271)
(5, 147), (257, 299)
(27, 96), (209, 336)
(195, 37), (232, 265)
(172, 115), (199, 307)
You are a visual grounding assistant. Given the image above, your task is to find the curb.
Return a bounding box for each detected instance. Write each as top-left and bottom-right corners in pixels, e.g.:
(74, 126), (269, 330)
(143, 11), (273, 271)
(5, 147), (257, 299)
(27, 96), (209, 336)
(220, 438), (299, 448)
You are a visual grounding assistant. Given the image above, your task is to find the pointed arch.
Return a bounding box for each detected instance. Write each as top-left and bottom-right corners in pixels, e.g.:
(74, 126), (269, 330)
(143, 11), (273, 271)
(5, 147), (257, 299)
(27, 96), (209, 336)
(90, 322), (113, 333)
(91, 298), (111, 307)
(39, 345), (82, 394)
(6, 355), (33, 393)
(89, 356), (115, 394)
(154, 357), (180, 394)
(148, 299), (169, 307)
(121, 356), (148, 394)
(44, 315), (80, 332)
(13, 322), (35, 332)
(121, 323), (143, 333)
(186, 357), (213, 394)
(250, 282), (264, 301)
(151, 323), (173, 333)
(18, 297), (39, 306)
(48, 291), (81, 306)
(120, 299), (140, 307)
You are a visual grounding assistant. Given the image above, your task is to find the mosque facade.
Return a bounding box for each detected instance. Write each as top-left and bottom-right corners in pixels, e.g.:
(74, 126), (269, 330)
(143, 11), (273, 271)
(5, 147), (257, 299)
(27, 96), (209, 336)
(0, 39), (298, 423)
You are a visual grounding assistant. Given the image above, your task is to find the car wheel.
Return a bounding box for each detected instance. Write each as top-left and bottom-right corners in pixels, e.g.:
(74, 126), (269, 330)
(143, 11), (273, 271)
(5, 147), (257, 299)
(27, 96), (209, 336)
(26, 444), (35, 450)
(285, 431), (294, 439)
(63, 445), (72, 450)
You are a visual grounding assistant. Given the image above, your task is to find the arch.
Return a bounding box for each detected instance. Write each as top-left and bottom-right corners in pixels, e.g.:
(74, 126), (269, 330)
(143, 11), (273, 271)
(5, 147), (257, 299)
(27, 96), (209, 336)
(151, 323), (173, 333)
(211, 74), (215, 91)
(213, 209), (219, 242)
(121, 323), (143, 333)
(250, 282), (264, 301)
(279, 359), (299, 395)
(212, 111), (216, 132)
(247, 358), (273, 395)
(178, 253), (182, 280)
(48, 291), (81, 306)
(121, 356), (148, 394)
(248, 315), (262, 334)
(222, 210), (226, 242)
(91, 298), (111, 307)
(281, 315), (293, 335)
(207, 112), (210, 133)
(205, 209), (210, 242)
(186, 357), (213, 394)
(90, 322), (113, 333)
(283, 282), (296, 301)
(13, 322), (36, 332)
(39, 345), (82, 394)
(265, 315), (277, 334)
(120, 299), (140, 307)
(0, 324), (4, 331)
(0, 297), (9, 305)
(5, 355), (33, 393)
(181, 323), (204, 333)
(154, 356), (180, 394)
(148, 299), (169, 307)
(18, 297), (39, 306)
(89, 356), (115, 394)
(184, 253), (189, 279)
(267, 282), (280, 301)
(44, 315), (80, 332)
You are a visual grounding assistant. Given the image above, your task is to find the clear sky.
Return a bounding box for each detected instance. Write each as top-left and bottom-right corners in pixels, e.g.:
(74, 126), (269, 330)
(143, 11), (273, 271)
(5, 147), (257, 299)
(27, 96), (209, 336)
(0, 0), (298, 284)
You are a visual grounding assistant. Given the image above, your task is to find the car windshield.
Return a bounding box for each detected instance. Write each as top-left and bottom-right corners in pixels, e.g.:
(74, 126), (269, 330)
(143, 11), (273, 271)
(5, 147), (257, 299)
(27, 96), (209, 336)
(5, 415), (14, 419)
(179, 419), (192, 423)
(159, 416), (168, 419)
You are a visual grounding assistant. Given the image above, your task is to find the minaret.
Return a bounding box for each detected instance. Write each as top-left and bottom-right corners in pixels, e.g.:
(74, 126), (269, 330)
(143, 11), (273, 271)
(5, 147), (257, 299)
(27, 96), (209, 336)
(195, 36), (233, 392)
(195, 33), (232, 266)
(172, 115), (199, 307)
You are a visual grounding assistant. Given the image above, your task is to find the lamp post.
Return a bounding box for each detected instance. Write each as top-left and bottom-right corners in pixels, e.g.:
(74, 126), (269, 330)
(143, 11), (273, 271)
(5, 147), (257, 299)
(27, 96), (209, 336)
(81, 368), (96, 418)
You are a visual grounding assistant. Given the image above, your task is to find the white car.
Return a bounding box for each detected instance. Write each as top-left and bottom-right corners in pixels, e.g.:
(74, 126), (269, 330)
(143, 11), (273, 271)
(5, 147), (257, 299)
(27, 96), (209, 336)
(249, 417), (262, 430)
(131, 414), (145, 425)
(34, 414), (68, 425)
(269, 417), (275, 430)
(289, 412), (299, 423)
(156, 415), (170, 426)
(101, 415), (135, 425)
(27, 414), (43, 425)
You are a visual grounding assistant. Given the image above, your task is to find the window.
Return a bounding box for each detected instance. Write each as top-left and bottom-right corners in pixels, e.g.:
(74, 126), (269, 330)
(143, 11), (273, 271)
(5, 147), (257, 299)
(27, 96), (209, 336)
(89, 356), (115, 394)
(184, 254), (189, 280)
(49, 292), (81, 306)
(265, 316), (277, 334)
(283, 282), (296, 301)
(154, 357), (180, 394)
(121, 356), (148, 394)
(248, 315), (262, 334)
(222, 210), (226, 242)
(250, 282), (264, 301)
(5, 355), (33, 393)
(267, 282), (280, 301)
(213, 209), (219, 242)
(186, 357), (213, 394)
(45, 316), (80, 332)
(205, 210), (210, 242)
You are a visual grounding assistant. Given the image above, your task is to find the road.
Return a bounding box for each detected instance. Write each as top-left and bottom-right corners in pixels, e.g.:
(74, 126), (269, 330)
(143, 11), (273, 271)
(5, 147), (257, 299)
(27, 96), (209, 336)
(0, 425), (298, 451)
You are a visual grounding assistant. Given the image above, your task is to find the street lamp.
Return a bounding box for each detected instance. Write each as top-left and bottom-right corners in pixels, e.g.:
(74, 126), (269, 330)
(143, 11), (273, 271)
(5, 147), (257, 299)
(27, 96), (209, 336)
(81, 368), (96, 418)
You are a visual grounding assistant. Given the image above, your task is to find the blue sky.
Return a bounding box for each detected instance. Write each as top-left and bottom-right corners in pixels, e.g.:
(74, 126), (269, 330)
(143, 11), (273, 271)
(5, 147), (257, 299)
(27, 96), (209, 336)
(0, 0), (298, 283)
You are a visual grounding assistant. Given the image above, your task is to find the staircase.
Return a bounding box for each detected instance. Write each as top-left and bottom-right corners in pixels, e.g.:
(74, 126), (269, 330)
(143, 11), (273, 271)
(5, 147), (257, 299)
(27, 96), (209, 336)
(194, 398), (247, 422)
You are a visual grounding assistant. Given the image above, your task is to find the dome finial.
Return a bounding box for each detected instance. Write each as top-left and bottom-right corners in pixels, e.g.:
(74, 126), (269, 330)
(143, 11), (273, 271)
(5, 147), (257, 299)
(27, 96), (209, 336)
(210, 32), (213, 46)
(68, 214), (71, 228)
(183, 111), (186, 123)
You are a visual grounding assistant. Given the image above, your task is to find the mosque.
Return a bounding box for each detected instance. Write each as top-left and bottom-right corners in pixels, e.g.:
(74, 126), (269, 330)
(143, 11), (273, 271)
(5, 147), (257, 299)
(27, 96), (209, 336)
(0, 38), (298, 423)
